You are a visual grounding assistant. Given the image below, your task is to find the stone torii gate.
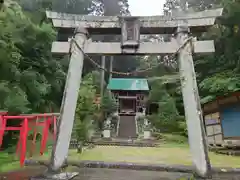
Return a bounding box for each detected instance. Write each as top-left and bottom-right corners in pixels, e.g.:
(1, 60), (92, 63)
(44, 8), (222, 179)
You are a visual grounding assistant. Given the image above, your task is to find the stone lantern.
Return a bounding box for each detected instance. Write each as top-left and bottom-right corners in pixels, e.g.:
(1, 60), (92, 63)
(103, 118), (111, 138)
(143, 118), (151, 139)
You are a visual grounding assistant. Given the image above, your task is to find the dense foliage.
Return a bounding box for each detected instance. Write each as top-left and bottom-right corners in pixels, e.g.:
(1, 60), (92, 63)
(73, 71), (117, 141)
(1, 0), (240, 146)
(145, 0), (240, 135)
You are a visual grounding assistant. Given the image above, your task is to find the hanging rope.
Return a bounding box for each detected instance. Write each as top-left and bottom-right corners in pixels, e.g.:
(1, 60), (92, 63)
(69, 36), (194, 76)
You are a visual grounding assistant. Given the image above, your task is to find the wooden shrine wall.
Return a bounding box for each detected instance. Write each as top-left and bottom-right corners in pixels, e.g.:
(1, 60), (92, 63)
(112, 91), (147, 113)
(203, 92), (240, 146)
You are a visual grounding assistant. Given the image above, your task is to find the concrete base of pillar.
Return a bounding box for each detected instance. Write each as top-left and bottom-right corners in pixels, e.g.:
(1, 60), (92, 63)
(143, 131), (151, 139)
(30, 172), (79, 180)
(103, 129), (111, 138)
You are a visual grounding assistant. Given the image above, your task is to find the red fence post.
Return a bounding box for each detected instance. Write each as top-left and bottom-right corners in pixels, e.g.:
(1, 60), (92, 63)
(40, 116), (51, 155)
(20, 118), (28, 167)
(29, 117), (38, 157)
(0, 116), (6, 147)
(53, 115), (57, 141)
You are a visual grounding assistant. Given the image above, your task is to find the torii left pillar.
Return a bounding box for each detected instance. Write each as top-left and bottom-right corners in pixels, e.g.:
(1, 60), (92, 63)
(40, 27), (88, 179)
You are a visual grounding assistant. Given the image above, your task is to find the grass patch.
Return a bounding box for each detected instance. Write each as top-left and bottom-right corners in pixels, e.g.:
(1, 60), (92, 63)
(2, 138), (240, 172)
(0, 141), (53, 173)
(66, 143), (240, 168)
(0, 151), (20, 172)
(67, 144), (192, 165)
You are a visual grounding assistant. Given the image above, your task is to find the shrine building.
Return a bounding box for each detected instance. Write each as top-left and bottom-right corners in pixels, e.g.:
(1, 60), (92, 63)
(107, 78), (149, 115)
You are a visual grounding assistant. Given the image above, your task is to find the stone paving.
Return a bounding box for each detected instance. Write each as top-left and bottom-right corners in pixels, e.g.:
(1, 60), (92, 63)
(1, 167), (240, 180)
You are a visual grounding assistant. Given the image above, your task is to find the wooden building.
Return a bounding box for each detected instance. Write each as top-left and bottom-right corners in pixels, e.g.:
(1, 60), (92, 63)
(202, 91), (240, 147)
(107, 78), (149, 115)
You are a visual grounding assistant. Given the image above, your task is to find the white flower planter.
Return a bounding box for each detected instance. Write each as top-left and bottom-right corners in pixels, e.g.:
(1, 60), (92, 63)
(143, 130), (151, 139)
(103, 129), (111, 138)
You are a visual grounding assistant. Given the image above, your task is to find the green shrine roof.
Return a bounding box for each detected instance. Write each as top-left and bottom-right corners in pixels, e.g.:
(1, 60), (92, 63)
(107, 78), (149, 91)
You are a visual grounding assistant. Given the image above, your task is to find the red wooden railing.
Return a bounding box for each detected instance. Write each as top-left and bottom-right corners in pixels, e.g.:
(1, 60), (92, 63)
(0, 112), (58, 167)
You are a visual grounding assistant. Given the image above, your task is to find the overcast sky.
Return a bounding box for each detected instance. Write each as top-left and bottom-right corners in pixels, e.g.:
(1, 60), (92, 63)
(128, 0), (166, 16)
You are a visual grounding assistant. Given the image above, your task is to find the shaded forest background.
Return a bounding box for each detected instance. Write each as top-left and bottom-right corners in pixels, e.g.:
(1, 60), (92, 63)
(1, 0), (240, 148)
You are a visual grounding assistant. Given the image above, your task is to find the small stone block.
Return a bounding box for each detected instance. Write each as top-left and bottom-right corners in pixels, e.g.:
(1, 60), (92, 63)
(30, 172), (79, 180)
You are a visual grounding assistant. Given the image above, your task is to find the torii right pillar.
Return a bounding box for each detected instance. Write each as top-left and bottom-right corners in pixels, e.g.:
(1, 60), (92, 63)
(176, 26), (211, 178)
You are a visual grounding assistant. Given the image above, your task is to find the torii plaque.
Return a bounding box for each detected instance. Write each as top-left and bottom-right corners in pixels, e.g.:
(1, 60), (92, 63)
(40, 8), (222, 179)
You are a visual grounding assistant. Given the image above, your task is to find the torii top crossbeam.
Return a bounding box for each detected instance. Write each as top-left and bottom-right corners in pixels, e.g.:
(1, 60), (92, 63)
(46, 8), (223, 34)
(46, 8), (222, 55)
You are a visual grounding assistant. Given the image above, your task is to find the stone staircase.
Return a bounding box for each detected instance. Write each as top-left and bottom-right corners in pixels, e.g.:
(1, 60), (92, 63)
(118, 115), (137, 139)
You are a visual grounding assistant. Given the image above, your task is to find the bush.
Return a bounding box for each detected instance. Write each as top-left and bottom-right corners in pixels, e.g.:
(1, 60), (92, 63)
(178, 121), (188, 137)
(152, 132), (187, 144)
(148, 113), (188, 137)
(74, 119), (94, 142)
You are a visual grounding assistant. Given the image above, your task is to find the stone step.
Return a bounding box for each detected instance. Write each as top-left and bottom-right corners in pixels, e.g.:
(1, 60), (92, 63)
(92, 141), (158, 147)
(89, 138), (160, 147)
(210, 147), (240, 156)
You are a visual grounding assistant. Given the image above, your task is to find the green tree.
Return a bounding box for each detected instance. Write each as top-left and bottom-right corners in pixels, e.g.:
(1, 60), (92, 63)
(74, 73), (97, 141)
(0, 0), (101, 148)
(100, 91), (117, 117)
